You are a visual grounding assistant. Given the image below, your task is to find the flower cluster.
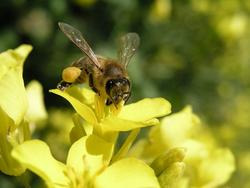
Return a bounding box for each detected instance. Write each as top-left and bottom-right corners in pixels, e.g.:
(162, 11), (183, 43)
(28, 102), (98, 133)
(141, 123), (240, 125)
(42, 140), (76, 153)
(0, 45), (235, 188)
(12, 85), (172, 187)
(129, 106), (236, 187)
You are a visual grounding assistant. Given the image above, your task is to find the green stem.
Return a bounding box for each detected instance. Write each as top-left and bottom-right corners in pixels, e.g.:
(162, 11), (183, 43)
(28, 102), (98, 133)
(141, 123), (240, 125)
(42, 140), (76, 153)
(111, 128), (140, 163)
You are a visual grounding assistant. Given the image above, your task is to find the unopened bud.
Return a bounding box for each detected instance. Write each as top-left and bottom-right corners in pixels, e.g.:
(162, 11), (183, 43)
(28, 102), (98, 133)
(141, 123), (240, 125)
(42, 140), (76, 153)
(151, 147), (186, 176)
(158, 162), (185, 188)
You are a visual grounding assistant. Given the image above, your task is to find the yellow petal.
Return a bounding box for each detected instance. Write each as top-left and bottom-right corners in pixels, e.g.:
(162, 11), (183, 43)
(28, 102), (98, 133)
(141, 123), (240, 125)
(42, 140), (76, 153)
(0, 45), (32, 125)
(101, 116), (155, 132)
(67, 135), (114, 177)
(130, 107), (201, 161)
(11, 140), (69, 187)
(95, 158), (160, 188)
(182, 139), (208, 163)
(156, 106), (200, 146)
(86, 134), (114, 164)
(0, 135), (25, 176)
(129, 125), (167, 160)
(198, 148), (235, 187)
(26, 80), (48, 124)
(70, 114), (88, 144)
(50, 89), (97, 124)
(0, 109), (25, 176)
(127, 139), (148, 159)
(66, 86), (96, 107)
(142, 118), (159, 125)
(118, 98), (171, 122)
(182, 139), (235, 187)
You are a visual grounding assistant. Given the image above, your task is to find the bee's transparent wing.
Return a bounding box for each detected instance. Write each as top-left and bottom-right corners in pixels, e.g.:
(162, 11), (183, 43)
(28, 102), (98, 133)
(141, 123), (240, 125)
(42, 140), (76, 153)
(118, 33), (140, 68)
(58, 22), (102, 71)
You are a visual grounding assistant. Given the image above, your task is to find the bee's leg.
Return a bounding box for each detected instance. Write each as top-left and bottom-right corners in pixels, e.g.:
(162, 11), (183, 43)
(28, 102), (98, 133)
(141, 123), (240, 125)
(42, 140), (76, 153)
(106, 99), (118, 108)
(89, 74), (100, 95)
(75, 69), (87, 83)
(106, 98), (113, 105)
(73, 58), (91, 84)
(57, 81), (72, 91)
(71, 57), (100, 94)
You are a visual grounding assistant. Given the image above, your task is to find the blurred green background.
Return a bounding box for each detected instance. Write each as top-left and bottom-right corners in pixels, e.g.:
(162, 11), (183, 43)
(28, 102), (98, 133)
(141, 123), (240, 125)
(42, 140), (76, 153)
(1, 0), (250, 187)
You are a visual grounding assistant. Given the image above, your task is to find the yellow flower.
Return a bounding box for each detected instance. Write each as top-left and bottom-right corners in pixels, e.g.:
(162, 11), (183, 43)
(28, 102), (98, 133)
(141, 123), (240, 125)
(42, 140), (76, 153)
(0, 45), (31, 125)
(35, 83), (172, 187)
(50, 86), (171, 139)
(0, 45), (47, 175)
(149, 0), (172, 23)
(130, 106), (235, 187)
(12, 134), (160, 188)
(0, 45), (32, 175)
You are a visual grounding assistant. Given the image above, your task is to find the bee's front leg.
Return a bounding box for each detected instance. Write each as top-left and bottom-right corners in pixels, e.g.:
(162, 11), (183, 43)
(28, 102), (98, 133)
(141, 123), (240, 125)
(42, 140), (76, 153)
(106, 98), (113, 105)
(57, 81), (72, 91)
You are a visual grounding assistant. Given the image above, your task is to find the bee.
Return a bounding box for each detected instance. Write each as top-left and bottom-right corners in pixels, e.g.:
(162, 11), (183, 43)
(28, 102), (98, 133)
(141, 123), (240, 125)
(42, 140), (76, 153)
(57, 22), (140, 106)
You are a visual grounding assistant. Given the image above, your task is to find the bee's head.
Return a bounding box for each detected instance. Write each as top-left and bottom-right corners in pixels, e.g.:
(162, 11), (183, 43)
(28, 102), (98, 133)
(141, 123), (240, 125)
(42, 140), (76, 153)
(105, 78), (131, 105)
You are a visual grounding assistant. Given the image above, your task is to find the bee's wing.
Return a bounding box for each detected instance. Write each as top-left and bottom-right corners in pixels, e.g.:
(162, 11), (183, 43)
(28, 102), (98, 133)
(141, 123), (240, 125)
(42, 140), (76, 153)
(118, 33), (140, 69)
(58, 22), (102, 71)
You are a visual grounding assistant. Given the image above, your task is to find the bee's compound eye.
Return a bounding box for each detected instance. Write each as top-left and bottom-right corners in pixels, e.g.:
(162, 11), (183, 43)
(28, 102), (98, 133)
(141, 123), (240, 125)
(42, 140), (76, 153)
(62, 67), (81, 83)
(105, 79), (115, 96)
(121, 78), (130, 88)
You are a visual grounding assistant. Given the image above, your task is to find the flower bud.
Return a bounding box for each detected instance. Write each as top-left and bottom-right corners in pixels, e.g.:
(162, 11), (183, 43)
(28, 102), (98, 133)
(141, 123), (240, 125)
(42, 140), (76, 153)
(151, 147), (186, 176)
(158, 162), (185, 188)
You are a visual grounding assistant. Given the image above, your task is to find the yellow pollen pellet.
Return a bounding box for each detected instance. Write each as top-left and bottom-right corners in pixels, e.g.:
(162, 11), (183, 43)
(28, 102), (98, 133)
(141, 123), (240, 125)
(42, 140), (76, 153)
(62, 67), (81, 83)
